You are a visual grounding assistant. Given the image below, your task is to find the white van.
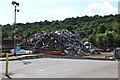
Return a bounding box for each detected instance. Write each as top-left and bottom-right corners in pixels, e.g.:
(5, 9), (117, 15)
(10, 49), (33, 55)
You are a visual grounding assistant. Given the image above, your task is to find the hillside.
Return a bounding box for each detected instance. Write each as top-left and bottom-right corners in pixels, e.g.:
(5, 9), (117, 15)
(2, 14), (120, 48)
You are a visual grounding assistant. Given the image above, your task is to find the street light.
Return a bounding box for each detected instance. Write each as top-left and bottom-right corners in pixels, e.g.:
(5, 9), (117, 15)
(12, 1), (19, 56)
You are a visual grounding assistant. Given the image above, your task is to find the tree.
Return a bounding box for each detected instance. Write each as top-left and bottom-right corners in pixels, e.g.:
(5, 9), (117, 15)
(105, 31), (114, 48)
(98, 25), (107, 33)
(88, 35), (96, 46)
(2, 31), (8, 39)
(96, 33), (107, 48)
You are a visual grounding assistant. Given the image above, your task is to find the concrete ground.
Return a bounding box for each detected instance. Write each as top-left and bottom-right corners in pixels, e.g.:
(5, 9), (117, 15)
(0, 61), (2, 80)
(0, 58), (119, 78)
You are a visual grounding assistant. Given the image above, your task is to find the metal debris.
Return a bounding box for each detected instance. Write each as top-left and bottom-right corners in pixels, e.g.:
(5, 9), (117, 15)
(23, 29), (100, 56)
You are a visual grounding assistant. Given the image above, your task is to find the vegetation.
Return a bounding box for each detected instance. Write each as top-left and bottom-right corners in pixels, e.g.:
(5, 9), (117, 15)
(2, 14), (120, 48)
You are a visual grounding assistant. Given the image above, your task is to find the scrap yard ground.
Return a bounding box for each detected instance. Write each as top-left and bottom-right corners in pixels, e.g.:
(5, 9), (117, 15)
(0, 58), (118, 78)
(0, 52), (114, 61)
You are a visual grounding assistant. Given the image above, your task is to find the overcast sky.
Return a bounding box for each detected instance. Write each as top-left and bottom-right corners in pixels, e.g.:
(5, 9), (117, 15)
(0, 0), (119, 25)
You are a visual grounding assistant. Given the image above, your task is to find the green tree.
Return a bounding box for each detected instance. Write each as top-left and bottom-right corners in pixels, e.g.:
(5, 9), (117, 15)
(105, 31), (114, 48)
(96, 33), (107, 48)
(88, 35), (96, 46)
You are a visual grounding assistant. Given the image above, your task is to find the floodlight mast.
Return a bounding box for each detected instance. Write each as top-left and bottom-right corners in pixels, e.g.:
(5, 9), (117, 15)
(12, 1), (19, 56)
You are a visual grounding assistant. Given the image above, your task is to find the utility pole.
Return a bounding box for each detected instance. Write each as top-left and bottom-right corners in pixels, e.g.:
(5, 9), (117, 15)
(12, 1), (19, 56)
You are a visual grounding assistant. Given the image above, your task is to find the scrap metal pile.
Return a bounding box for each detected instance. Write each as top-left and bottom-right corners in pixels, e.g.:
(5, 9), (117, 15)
(23, 29), (99, 56)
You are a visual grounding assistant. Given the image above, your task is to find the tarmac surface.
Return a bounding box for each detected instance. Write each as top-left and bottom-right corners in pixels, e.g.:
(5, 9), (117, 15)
(0, 58), (119, 78)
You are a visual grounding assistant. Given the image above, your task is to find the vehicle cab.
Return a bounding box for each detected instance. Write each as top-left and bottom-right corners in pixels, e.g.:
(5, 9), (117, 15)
(113, 48), (120, 60)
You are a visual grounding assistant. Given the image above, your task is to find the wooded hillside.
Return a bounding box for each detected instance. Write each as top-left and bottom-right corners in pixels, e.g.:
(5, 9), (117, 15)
(2, 14), (120, 48)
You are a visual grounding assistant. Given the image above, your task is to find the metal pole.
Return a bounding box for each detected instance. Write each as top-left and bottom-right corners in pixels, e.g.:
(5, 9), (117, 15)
(12, 1), (19, 56)
(14, 6), (16, 56)
(5, 53), (9, 76)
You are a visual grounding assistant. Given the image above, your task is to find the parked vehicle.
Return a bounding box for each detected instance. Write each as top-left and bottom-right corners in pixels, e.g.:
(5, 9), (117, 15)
(10, 49), (33, 55)
(113, 48), (120, 60)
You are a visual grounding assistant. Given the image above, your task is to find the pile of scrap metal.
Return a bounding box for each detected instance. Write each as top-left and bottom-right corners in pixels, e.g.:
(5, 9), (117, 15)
(22, 29), (101, 56)
(83, 42), (102, 54)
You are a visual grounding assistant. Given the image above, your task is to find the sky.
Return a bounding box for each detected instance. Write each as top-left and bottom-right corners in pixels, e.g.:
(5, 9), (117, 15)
(0, 0), (119, 25)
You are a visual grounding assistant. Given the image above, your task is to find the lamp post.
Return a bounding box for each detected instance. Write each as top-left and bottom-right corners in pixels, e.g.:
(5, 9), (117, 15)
(12, 1), (19, 56)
